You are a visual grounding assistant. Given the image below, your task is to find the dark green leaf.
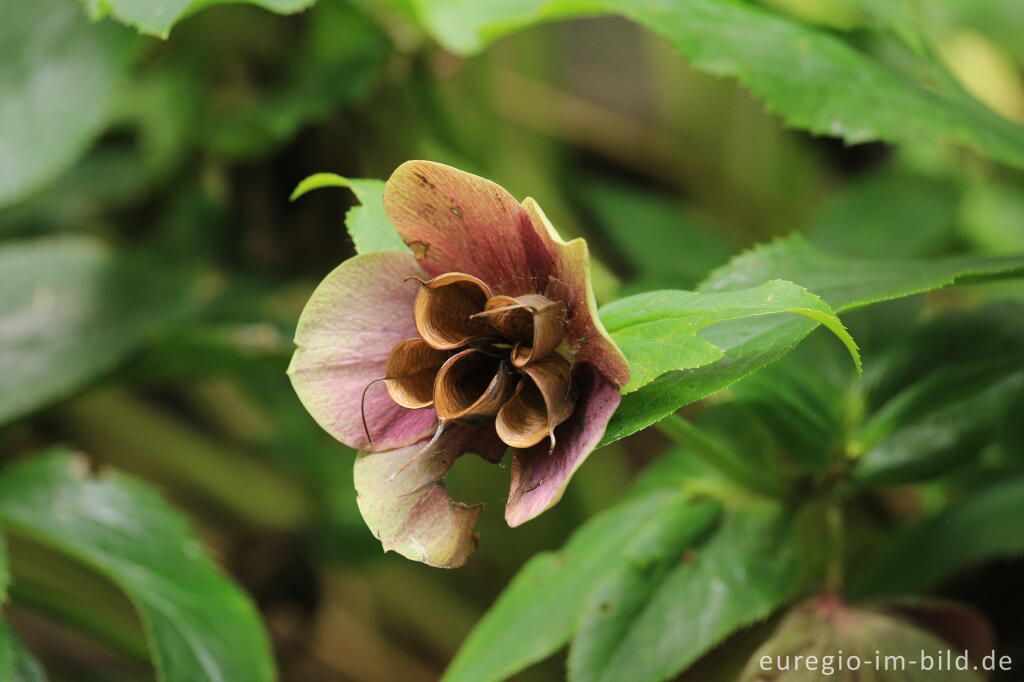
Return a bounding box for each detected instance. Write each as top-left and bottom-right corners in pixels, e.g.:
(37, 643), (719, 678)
(0, 621), (48, 682)
(601, 279), (860, 392)
(0, 0), (131, 207)
(853, 365), (1024, 486)
(568, 506), (804, 682)
(579, 177), (731, 291)
(207, 1), (390, 160)
(0, 450), (275, 682)
(725, 338), (849, 475)
(0, 238), (202, 426)
(291, 173), (408, 254)
(853, 476), (1024, 599)
(409, 0), (1024, 168)
(700, 233), (1024, 312)
(442, 492), (720, 682)
(810, 170), (958, 258)
(604, 237), (1024, 447)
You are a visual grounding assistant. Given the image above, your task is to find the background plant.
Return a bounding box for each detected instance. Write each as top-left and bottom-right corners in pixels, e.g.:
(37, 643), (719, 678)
(1, 0), (1023, 680)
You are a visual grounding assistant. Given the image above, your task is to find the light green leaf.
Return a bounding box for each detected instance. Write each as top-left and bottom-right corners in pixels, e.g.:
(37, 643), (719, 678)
(568, 507), (803, 682)
(0, 0), (131, 208)
(853, 476), (1024, 599)
(0, 450), (275, 682)
(290, 173), (408, 254)
(442, 492), (720, 682)
(0, 621), (48, 682)
(0, 238), (202, 426)
(410, 0), (1024, 168)
(601, 236), (1024, 447)
(81, 0), (315, 38)
(601, 279), (860, 393)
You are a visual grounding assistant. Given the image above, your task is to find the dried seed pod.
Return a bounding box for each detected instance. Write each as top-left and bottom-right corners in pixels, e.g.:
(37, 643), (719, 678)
(384, 339), (450, 408)
(434, 349), (517, 420)
(413, 273), (492, 349)
(474, 293), (565, 367)
(496, 353), (575, 449)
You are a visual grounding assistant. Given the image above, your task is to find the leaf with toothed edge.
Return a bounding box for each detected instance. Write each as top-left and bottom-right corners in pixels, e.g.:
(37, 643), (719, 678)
(600, 279), (861, 393)
(600, 235), (1024, 448)
(406, 0), (1024, 169)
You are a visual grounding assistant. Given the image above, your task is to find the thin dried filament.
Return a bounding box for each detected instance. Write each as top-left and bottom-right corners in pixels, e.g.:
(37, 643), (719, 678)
(385, 339), (450, 408)
(476, 294), (565, 367)
(496, 353), (575, 449)
(476, 295), (535, 341)
(413, 273), (492, 349)
(434, 349), (517, 420)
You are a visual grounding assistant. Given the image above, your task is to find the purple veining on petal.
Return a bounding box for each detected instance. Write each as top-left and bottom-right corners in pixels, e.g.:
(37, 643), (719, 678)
(289, 251), (437, 451)
(384, 161), (555, 295)
(505, 363), (622, 527)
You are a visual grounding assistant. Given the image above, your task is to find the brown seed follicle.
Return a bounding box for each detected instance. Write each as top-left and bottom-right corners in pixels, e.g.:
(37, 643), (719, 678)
(371, 270), (577, 451)
(471, 293), (566, 368)
(434, 350), (516, 421)
(384, 339), (451, 408)
(411, 273), (493, 350)
(496, 353), (575, 451)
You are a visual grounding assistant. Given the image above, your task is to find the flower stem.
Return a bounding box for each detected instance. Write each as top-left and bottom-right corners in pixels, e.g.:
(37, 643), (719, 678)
(825, 498), (845, 592)
(655, 413), (785, 498)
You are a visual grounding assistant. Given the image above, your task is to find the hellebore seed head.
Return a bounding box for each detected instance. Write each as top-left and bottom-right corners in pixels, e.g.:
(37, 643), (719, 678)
(288, 160), (630, 567)
(376, 272), (575, 453)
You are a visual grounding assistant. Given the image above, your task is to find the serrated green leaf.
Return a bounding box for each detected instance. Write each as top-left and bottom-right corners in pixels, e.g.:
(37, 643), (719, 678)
(0, 0), (131, 208)
(0, 621), (47, 682)
(602, 315), (819, 446)
(601, 279), (860, 393)
(0, 238), (202, 426)
(442, 492), (720, 682)
(601, 236), (1024, 447)
(410, 0), (1024, 168)
(568, 506), (803, 682)
(699, 233), (1024, 312)
(853, 476), (1024, 599)
(0, 450), (275, 682)
(290, 173), (408, 254)
(80, 0), (315, 38)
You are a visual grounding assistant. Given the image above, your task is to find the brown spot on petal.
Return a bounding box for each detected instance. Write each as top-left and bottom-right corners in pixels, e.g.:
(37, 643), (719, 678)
(406, 241), (430, 259)
(414, 172), (437, 190)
